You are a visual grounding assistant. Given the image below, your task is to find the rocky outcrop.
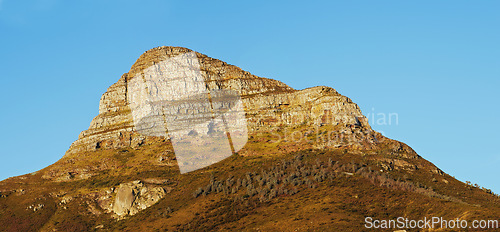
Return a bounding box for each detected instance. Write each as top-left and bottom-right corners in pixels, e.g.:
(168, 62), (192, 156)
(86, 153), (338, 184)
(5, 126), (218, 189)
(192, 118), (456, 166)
(65, 46), (374, 156)
(109, 180), (167, 217)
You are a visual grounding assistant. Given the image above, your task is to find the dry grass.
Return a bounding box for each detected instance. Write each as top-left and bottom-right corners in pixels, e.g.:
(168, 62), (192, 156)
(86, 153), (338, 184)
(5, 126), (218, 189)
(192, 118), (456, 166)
(0, 131), (499, 231)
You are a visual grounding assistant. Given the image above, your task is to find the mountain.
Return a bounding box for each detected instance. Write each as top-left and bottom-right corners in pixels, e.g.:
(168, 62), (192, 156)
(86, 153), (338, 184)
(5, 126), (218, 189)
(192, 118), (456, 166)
(0, 46), (498, 231)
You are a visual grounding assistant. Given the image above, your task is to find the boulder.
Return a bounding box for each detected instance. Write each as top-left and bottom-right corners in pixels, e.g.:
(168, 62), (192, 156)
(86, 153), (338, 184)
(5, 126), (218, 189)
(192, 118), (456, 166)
(111, 181), (167, 217)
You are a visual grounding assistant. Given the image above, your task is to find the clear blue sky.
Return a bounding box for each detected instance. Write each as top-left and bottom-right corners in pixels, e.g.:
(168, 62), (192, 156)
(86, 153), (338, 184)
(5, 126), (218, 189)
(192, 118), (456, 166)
(1, 1), (498, 193)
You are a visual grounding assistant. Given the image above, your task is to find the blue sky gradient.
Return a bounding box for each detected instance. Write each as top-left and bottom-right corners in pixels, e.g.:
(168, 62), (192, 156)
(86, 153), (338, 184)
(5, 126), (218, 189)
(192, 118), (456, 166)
(1, 0), (499, 193)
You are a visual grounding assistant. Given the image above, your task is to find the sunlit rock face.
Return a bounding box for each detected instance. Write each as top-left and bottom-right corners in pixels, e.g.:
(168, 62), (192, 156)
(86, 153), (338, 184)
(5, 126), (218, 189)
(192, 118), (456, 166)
(66, 46), (375, 163)
(111, 180), (167, 217)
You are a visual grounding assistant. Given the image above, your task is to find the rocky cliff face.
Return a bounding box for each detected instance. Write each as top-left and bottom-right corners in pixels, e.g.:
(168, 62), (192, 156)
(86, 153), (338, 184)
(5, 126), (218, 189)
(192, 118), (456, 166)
(66, 46), (375, 157)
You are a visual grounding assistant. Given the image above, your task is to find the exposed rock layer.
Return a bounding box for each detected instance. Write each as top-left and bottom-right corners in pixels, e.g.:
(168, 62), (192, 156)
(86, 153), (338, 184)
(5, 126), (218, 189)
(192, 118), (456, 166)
(66, 46), (374, 156)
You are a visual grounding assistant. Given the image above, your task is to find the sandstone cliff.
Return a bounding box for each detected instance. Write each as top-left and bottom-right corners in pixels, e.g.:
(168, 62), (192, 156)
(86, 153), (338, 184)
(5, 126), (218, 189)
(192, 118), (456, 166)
(66, 46), (376, 156)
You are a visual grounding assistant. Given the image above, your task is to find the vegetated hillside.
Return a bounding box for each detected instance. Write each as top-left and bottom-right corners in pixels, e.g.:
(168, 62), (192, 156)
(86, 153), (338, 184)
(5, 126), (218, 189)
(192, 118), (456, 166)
(0, 47), (498, 231)
(1, 131), (498, 231)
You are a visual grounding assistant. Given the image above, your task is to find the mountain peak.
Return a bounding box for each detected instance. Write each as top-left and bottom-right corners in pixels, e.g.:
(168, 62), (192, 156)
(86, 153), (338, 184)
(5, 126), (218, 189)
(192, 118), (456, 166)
(66, 47), (375, 158)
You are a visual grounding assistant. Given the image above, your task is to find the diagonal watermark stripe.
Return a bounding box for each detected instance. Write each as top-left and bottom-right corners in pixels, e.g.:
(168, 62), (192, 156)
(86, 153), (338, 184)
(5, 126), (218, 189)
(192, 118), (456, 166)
(127, 52), (247, 174)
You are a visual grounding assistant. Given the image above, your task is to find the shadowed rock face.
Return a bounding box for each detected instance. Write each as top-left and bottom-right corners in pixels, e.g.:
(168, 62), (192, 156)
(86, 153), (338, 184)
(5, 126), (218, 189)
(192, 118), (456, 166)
(66, 46), (375, 157)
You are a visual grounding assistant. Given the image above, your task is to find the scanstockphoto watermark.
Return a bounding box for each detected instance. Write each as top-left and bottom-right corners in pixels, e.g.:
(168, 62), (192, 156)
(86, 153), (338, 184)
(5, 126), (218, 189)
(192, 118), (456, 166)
(365, 217), (499, 230)
(268, 126), (377, 145)
(266, 108), (399, 145)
